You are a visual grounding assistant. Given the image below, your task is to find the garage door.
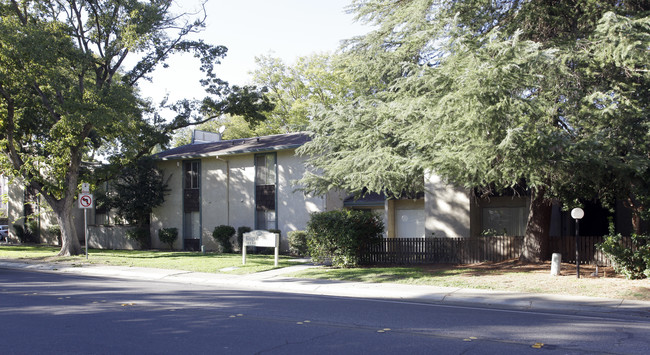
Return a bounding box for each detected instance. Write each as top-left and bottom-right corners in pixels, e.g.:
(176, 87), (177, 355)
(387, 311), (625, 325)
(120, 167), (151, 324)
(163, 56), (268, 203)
(396, 209), (425, 238)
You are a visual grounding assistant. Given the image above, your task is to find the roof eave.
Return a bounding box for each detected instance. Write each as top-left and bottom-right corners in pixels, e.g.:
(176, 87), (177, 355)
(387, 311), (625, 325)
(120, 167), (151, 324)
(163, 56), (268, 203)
(157, 144), (303, 161)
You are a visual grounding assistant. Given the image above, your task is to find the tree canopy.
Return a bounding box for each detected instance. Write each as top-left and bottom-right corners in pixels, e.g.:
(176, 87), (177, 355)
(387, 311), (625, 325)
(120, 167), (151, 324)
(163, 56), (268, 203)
(299, 0), (650, 261)
(170, 52), (352, 146)
(0, 0), (268, 255)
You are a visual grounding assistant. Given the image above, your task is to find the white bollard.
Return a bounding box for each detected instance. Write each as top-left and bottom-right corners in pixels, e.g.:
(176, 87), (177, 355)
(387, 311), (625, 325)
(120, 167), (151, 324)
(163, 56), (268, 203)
(550, 253), (561, 276)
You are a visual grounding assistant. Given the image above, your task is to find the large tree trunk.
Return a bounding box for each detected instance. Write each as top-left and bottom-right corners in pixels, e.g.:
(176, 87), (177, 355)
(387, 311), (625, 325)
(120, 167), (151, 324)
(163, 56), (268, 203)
(54, 204), (82, 256)
(626, 196), (644, 235)
(521, 187), (552, 263)
(41, 186), (83, 256)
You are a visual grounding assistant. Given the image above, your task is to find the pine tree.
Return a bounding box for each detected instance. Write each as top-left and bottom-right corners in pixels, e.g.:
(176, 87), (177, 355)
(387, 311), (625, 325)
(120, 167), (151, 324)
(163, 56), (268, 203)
(300, 0), (650, 261)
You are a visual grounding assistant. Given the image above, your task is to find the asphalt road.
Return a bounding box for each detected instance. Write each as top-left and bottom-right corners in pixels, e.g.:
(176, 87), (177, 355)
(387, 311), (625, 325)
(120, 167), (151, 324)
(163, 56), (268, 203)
(1, 268), (649, 354)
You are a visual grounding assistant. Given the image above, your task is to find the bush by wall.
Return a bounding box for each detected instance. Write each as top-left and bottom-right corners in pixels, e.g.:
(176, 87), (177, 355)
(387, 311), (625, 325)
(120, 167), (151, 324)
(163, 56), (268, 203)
(14, 220), (39, 244)
(158, 228), (178, 251)
(13, 224), (26, 243)
(46, 225), (62, 246)
(237, 226), (252, 251)
(212, 225), (236, 253)
(125, 227), (150, 249)
(288, 230), (309, 257)
(307, 210), (384, 267)
(598, 225), (650, 279)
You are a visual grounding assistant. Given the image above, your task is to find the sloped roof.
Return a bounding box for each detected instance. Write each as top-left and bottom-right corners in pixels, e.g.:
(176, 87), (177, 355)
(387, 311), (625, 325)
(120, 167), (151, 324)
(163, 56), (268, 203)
(344, 192), (387, 208)
(156, 132), (311, 160)
(343, 190), (425, 208)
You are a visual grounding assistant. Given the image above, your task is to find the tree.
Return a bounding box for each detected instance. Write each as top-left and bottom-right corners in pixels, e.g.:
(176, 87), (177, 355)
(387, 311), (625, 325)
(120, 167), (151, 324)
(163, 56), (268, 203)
(0, 0), (269, 255)
(98, 156), (169, 227)
(251, 53), (352, 134)
(299, 0), (650, 262)
(170, 52), (352, 145)
(170, 115), (256, 147)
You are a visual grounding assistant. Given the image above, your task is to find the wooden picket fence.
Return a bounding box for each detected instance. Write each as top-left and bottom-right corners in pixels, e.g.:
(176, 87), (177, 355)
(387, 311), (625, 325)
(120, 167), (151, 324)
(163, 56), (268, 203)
(547, 235), (633, 266)
(359, 236), (524, 265)
(359, 235), (631, 265)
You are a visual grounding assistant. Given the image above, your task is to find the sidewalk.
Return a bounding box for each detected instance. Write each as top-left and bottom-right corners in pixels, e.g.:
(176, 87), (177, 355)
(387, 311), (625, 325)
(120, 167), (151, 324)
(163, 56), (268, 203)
(2, 259), (649, 319)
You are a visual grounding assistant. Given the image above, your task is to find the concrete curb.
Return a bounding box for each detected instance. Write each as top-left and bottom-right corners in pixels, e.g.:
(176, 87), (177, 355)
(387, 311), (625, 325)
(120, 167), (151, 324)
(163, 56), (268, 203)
(2, 260), (649, 318)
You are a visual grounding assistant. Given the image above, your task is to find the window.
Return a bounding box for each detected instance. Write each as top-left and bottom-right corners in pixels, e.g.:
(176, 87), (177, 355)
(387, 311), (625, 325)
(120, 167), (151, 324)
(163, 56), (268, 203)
(482, 207), (527, 236)
(255, 153), (276, 230)
(183, 160), (201, 248)
(184, 161), (200, 189)
(255, 154), (276, 186)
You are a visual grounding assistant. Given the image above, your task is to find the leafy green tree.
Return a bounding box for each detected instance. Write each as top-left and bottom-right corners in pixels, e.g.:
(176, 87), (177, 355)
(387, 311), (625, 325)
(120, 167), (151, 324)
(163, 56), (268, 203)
(300, 0), (650, 262)
(0, 0), (269, 256)
(171, 115), (256, 147)
(98, 156), (169, 227)
(170, 53), (350, 145)
(251, 53), (352, 134)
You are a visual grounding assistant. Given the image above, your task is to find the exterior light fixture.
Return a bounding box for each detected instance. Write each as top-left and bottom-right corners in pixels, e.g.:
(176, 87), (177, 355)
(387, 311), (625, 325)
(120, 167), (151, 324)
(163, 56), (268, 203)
(571, 208), (584, 279)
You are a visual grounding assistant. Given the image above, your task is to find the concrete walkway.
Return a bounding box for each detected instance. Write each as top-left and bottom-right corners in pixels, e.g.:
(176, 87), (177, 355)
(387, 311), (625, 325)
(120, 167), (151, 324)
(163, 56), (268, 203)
(1, 259), (649, 319)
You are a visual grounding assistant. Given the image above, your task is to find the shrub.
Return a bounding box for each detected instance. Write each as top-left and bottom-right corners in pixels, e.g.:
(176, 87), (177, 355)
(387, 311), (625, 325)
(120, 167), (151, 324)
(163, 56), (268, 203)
(14, 221), (39, 244)
(306, 210), (384, 267)
(212, 225), (236, 253)
(13, 224), (26, 243)
(598, 225), (650, 279)
(46, 225), (62, 246)
(237, 226), (252, 250)
(125, 227), (150, 249)
(25, 219), (39, 240)
(158, 228), (178, 251)
(288, 230), (310, 257)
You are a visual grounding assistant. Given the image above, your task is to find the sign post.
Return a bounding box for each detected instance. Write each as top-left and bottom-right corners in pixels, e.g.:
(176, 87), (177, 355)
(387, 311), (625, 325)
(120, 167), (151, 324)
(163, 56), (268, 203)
(78, 183), (93, 259)
(242, 230), (280, 266)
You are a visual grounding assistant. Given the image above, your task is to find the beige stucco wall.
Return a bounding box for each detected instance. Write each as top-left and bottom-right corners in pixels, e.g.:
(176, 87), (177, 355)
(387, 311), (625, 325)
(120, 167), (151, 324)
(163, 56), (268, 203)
(276, 150), (327, 250)
(7, 181), (84, 244)
(152, 149), (336, 252)
(0, 175), (7, 219)
(425, 174), (471, 238)
(223, 154), (256, 238)
(88, 225), (140, 250)
(7, 182), (24, 242)
(200, 157), (228, 251)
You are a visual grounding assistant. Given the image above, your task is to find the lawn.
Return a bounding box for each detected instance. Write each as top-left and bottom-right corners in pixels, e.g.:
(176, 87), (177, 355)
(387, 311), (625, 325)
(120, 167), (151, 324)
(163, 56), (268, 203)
(1, 245), (648, 301)
(0, 245), (293, 274)
(290, 260), (650, 301)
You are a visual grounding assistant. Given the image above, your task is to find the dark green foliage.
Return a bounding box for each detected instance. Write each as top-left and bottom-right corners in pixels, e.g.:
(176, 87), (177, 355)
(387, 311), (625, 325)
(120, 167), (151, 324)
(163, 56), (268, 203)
(25, 220), (39, 243)
(125, 227), (150, 250)
(288, 230), (310, 257)
(13, 224), (26, 243)
(598, 225), (650, 279)
(14, 220), (39, 244)
(299, 0), (650, 262)
(307, 210), (384, 267)
(158, 228), (178, 251)
(46, 225), (62, 246)
(0, 1), (271, 256)
(99, 157), (169, 227)
(212, 225), (236, 253)
(236, 226), (252, 250)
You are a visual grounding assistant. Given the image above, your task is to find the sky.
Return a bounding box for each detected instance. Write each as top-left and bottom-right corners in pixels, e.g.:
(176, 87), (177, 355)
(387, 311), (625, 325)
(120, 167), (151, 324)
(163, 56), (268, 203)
(138, 0), (369, 111)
